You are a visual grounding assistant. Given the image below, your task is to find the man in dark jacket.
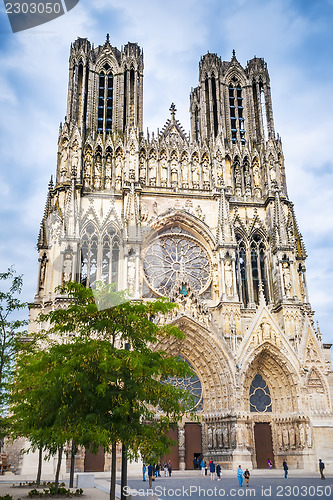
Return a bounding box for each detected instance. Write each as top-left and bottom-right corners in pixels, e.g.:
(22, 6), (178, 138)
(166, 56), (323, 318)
(283, 460), (288, 479)
(319, 459), (325, 480)
(209, 460), (215, 480)
(148, 463), (153, 487)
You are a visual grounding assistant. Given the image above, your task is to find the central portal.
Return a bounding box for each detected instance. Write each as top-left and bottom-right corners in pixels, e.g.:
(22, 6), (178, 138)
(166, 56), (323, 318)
(185, 423), (202, 469)
(254, 423), (274, 468)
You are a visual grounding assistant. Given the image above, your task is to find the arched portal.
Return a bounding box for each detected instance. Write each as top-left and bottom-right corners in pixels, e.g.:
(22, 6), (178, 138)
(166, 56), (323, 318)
(241, 344), (300, 468)
(157, 317), (235, 469)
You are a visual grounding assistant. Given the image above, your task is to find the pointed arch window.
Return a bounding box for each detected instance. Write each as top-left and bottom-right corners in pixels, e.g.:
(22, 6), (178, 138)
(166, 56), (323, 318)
(235, 235), (249, 307)
(97, 68), (113, 133)
(102, 226), (120, 287)
(249, 374), (272, 412)
(205, 75), (211, 137)
(80, 223), (121, 289)
(229, 81), (245, 144)
(250, 233), (269, 304)
(80, 223), (98, 288)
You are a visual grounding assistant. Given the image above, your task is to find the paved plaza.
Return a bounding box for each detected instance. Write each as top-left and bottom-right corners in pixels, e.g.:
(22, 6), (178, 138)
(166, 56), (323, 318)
(0, 470), (332, 500)
(115, 470), (333, 500)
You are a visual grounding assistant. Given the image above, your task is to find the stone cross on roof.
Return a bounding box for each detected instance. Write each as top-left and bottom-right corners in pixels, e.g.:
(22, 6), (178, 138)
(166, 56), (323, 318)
(169, 103), (177, 120)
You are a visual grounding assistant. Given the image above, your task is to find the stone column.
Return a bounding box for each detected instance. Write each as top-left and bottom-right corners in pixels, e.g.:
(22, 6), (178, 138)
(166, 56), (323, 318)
(178, 425), (185, 471)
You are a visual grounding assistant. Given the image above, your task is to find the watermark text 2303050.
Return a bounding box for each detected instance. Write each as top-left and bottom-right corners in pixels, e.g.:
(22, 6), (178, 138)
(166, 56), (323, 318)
(3, 0), (80, 33)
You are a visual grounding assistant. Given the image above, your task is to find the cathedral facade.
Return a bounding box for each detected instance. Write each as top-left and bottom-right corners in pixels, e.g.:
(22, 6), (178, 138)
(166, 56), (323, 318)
(27, 36), (333, 472)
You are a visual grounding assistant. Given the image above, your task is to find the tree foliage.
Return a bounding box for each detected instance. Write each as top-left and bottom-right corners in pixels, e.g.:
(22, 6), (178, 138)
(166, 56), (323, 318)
(0, 267), (27, 414)
(9, 282), (194, 473)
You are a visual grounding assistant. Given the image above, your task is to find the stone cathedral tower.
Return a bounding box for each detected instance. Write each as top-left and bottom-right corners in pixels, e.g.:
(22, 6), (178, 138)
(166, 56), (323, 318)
(27, 36), (333, 473)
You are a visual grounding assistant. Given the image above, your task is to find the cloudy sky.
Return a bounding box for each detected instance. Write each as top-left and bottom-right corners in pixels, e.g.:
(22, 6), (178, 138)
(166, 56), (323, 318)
(0, 0), (332, 342)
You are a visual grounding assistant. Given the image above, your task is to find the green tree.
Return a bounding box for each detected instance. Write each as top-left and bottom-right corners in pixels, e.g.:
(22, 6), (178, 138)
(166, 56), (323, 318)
(0, 267), (27, 445)
(10, 282), (194, 497)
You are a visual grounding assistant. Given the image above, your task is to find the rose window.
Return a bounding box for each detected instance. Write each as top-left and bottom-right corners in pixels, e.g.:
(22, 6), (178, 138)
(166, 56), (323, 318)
(167, 358), (203, 412)
(143, 227), (211, 297)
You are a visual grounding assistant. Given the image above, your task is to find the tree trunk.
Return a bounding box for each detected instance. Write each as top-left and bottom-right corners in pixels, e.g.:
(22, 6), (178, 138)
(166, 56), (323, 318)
(54, 445), (63, 495)
(36, 447), (43, 486)
(69, 441), (76, 489)
(120, 443), (127, 500)
(110, 442), (116, 500)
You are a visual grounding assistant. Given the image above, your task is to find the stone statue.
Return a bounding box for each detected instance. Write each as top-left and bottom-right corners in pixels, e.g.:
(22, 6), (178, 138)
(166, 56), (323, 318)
(244, 165), (251, 188)
(253, 163), (261, 186)
(160, 156), (168, 186)
(71, 142), (79, 172)
(277, 428), (283, 450)
(282, 426), (289, 450)
(222, 426), (229, 448)
(181, 157), (189, 187)
(269, 160), (277, 182)
(94, 155), (102, 189)
(202, 158), (210, 188)
(282, 262), (292, 297)
(298, 423), (305, 448)
(178, 426), (185, 448)
(127, 255), (136, 294)
(139, 155), (146, 184)
(63, 253), (73, 283)
(171, 159), (178, 186)
(84, 151), (92, 187)
(289, 426), (296, 449)
(149, 156), (157, 186)
(306, 423), (312, 447)
(105, 155), (112, 189)
(60, 143), (68, 181)
(192, 158), (200, 188)
(234, 164), (241, 188)
(39, 255), (47, 289)
(224, 259), (233, 296)
(140, 202), (149, 222)
(207, 426), (213, 448)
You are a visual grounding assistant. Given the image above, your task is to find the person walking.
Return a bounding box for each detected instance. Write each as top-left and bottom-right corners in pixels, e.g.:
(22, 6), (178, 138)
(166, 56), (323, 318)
(244, 468), (250, 486)
(319, 459), (325, 480)
(216, 463), (221, 480)
(200, 458), (205, 476)
(209, 460), (215, 480)
(147, 463), (153, 488)
(168, 460), (172, 477)
(142, 463), (146, 481)
(283, 459), (288, 478)
(163, 462), (168, 477)
(237, 465), (244, 487)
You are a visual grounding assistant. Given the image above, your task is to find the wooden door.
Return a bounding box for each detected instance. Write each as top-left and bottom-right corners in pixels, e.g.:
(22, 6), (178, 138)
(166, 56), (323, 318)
(161, 427), (179, 470)
(185, 423), (202, 470)
(254, 423), (274, 468)
(84, 446), (105, 472)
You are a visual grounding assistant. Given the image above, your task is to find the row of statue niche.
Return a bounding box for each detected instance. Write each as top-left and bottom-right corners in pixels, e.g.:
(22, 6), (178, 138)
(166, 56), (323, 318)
(277, 423), (312, 450)
(212, 259), (234, 298)
(59, 141), (79, 182)
(80, 149), (226, 190)
(140, 154), (212, 189)
(233, 158), (283, 195)
(207, 423), (236, 449)
(83, 151), (124, 190)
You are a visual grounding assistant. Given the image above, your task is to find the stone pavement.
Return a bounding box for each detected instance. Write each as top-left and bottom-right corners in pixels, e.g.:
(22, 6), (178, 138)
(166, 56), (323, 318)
(0, 470), (332, 500)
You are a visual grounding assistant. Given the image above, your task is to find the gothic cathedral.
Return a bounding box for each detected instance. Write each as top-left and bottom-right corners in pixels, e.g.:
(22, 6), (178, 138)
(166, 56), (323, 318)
(28, 36), (333, 472)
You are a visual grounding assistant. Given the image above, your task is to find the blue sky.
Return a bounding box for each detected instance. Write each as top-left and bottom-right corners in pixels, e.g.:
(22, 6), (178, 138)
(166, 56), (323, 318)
(0, 0), (332, 343)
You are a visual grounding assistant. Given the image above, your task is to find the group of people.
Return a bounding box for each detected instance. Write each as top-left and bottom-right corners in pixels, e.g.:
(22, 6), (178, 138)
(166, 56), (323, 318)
(142, 457), (326, 488)
(142, 461), (173, 487)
